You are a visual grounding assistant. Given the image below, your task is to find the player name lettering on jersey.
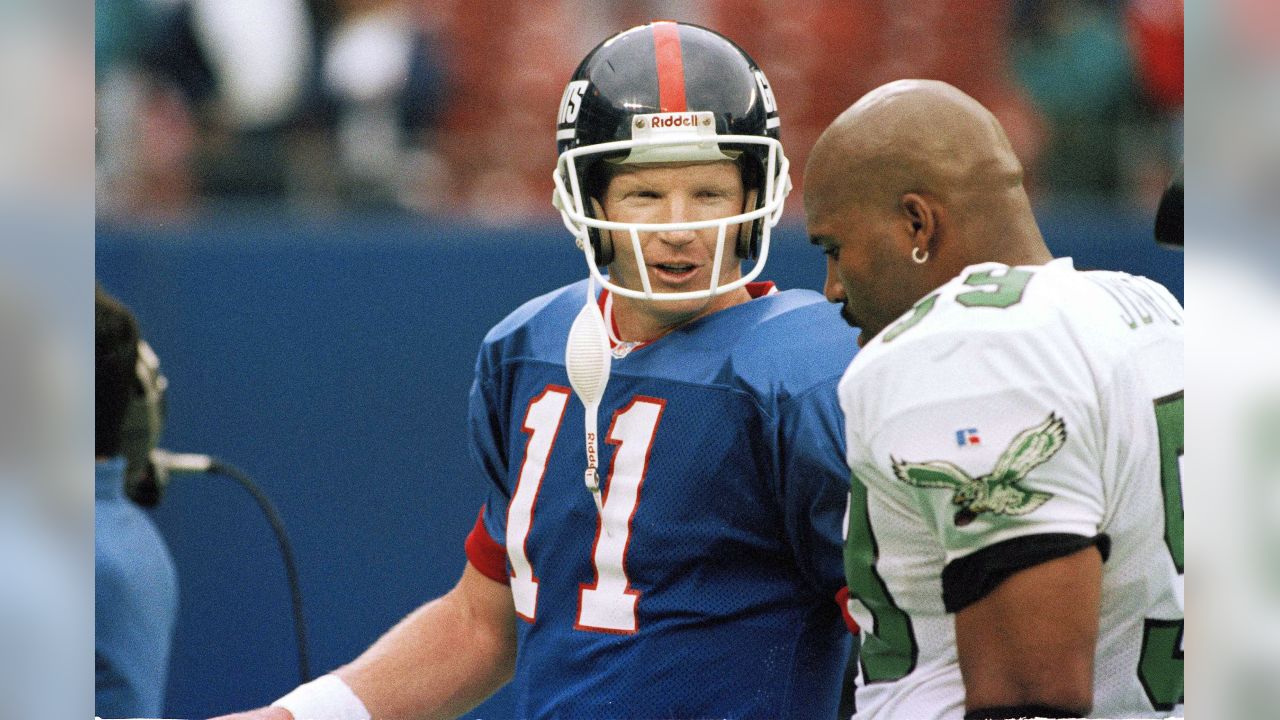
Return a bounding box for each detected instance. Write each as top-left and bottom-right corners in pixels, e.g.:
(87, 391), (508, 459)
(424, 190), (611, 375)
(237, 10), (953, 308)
(1086, 273), (1184, 330)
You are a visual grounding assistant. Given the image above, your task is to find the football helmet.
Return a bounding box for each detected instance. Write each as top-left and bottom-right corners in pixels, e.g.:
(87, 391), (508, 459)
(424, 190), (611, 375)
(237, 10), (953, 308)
(552, 21), (790, 301)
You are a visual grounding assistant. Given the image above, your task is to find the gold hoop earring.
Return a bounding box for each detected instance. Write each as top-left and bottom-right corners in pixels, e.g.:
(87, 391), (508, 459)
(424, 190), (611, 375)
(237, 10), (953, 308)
(912, 247), (929, 264)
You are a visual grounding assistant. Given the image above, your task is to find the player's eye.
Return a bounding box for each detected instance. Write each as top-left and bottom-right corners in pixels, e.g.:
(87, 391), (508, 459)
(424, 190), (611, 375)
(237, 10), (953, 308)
(697, 186), (737, 200)
(615, 189), (659, 202)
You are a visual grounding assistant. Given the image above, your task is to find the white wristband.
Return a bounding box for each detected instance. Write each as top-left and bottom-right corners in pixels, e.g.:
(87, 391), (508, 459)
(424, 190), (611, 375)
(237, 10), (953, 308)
(271, 674), (372, 720)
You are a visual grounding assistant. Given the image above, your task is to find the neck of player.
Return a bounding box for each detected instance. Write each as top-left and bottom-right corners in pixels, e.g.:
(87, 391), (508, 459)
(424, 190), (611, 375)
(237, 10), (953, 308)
(610, 285), (754, 343)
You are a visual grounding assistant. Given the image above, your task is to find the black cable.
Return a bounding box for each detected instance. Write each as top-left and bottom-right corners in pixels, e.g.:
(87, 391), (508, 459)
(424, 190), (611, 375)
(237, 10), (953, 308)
(207, 460), (312, 684)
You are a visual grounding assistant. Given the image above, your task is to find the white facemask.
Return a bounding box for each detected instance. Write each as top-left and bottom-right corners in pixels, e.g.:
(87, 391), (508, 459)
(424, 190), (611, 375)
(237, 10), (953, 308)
(553, 122), (790, 302)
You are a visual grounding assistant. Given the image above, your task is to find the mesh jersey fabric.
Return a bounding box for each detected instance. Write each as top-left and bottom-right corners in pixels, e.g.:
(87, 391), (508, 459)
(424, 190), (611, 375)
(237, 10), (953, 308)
(838, 258), (1184, 719)
(465, 278), (859, 719)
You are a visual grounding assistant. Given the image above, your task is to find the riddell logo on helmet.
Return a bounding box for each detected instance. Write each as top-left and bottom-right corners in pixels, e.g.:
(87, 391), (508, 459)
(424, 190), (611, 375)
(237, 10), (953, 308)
(636, 112), (714, 130)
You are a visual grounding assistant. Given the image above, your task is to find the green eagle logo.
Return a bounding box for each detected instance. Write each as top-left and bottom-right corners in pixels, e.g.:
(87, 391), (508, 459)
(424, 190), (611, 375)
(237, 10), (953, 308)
(891, 413), (1066, 526)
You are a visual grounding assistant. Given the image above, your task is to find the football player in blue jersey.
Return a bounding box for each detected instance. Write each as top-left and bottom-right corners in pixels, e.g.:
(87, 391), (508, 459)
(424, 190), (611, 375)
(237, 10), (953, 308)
(217, 22), (860, 720)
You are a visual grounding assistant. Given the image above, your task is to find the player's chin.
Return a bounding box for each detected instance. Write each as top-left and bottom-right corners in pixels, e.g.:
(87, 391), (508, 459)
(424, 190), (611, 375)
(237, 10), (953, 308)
(653, 293), (713, 318)
(840, 304), (861, 329)
(641, 270), (714, 303)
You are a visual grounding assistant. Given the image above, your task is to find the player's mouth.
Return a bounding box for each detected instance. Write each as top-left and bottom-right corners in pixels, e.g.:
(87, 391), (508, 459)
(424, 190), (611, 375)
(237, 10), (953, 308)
(651, 263), (701, 285)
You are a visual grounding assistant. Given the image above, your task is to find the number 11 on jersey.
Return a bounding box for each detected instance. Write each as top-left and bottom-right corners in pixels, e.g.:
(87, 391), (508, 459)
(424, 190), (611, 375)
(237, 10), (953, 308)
(507, 386), (666, 634)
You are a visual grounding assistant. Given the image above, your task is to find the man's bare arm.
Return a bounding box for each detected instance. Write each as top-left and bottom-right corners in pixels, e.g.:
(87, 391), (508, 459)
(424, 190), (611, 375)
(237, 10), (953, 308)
(214, 563), (516, 720)
(954, 545), (1102, 717)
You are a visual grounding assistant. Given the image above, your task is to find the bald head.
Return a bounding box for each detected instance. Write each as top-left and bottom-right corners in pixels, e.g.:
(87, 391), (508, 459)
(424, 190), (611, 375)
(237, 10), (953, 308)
(806, 80), (1026, 220)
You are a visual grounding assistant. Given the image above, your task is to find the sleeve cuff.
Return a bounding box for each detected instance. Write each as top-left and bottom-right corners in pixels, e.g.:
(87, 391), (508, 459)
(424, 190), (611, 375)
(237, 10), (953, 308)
(464, 507), (509, 584)
(834, 586), (861, 634)
(942, 533), (1110, 613)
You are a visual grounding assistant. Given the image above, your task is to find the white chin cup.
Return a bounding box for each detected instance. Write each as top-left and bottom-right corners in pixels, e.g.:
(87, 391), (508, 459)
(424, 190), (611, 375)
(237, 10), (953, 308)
(552, 135), (791, 302)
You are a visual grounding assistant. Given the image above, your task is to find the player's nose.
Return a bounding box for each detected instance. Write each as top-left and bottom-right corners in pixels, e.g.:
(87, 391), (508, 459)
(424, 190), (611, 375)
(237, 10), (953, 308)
(823, 257), (846, 303)
(655, 197), (697, 245)
(656, 228), (697, 246)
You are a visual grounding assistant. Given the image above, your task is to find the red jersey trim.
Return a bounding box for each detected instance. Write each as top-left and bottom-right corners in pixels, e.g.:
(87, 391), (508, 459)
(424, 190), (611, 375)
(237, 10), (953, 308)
(834, 586), (861, 634)
(652, 21), (687, 112)
(596, 288), (652, 353)
(465, 507), (509, 584)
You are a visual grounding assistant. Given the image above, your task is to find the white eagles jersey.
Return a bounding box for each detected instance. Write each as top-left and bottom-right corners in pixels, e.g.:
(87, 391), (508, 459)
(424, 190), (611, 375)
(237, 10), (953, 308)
(837, 258), (1183, 719)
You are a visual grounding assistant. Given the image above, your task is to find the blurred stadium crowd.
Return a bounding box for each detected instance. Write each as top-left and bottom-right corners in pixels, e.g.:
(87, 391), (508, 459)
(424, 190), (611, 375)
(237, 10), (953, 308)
(95, 0), (1182, 222)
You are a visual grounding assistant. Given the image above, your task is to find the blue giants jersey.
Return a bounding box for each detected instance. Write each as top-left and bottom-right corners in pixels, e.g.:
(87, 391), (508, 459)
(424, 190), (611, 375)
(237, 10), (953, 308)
(465, 279), (860, 718)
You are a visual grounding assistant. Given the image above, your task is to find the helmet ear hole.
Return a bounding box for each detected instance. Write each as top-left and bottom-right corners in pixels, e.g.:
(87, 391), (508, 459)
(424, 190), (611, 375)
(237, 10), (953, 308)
(588, 196), (614, 266)
(736, 188), (760, 259)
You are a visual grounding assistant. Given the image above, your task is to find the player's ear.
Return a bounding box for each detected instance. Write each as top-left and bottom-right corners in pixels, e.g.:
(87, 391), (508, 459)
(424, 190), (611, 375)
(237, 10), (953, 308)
(900, 193), (939, 256)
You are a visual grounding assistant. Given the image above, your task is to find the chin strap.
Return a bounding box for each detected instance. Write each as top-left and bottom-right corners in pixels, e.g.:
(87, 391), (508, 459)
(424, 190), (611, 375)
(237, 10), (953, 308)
(565, 278), (613, 524)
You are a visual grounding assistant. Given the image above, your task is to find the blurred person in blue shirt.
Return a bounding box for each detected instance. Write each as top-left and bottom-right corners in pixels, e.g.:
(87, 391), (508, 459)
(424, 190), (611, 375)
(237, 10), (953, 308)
(95, 284), (179, 718)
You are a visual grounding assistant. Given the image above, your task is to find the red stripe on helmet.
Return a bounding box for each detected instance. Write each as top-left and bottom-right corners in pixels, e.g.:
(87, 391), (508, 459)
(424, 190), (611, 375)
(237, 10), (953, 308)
(652, 22), (687, 112)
